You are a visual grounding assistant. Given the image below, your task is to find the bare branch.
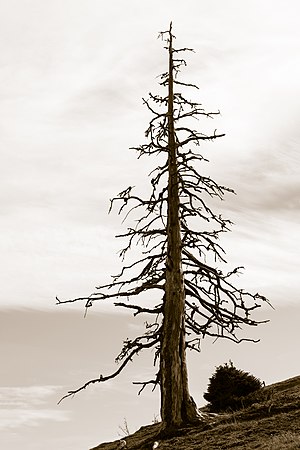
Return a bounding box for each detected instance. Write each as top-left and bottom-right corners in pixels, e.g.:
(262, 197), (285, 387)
(58, 336), (159, 404)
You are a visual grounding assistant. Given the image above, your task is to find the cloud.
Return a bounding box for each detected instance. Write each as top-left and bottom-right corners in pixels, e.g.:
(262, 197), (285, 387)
(226, 139), (300, 216)
(0, 409), (69, 429)
(0, 385), (60, 408)
(0, 385), (70, 429)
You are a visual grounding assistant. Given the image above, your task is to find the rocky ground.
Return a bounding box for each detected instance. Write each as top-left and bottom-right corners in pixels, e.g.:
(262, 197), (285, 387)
(90, 375), (300, 450)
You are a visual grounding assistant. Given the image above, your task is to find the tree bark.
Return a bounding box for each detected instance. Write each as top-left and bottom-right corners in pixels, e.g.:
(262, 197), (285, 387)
(160, 24), (199, 434)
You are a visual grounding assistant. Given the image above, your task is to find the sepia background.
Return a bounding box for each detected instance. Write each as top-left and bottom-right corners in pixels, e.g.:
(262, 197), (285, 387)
(0, 1), (299, 449)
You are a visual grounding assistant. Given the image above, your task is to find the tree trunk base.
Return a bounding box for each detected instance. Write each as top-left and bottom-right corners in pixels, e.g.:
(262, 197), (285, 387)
(158, 397), (203, 439)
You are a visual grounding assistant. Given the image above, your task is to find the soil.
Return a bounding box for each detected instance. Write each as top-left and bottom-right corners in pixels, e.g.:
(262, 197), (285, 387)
(90, 375), (300, 450)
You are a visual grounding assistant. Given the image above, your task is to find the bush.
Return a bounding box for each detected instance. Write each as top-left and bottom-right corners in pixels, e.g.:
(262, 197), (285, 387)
(204, 361), (263, 412)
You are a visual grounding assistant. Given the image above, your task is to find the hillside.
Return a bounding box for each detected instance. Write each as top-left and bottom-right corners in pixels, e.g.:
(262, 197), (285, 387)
(90, 375), (300, 450)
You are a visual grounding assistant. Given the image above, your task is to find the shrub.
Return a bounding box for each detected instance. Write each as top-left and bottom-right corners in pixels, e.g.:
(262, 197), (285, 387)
(204, 360), (263, 412)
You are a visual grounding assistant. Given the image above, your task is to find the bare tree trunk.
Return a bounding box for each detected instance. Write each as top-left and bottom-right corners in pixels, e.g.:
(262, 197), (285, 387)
(160, 24), (199, 434)
(57, 24), (271, 430)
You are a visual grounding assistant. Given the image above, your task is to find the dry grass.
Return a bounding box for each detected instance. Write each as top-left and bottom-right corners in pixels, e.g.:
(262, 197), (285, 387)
(263, 431), (300, 449)
(91, 375), (300, 450)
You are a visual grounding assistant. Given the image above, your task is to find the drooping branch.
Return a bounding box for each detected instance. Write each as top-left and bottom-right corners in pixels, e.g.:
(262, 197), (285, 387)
(58, 333), (160, 404)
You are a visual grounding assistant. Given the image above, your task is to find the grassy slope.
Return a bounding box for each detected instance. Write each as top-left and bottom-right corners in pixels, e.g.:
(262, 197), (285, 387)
(91, 375), (300, 450)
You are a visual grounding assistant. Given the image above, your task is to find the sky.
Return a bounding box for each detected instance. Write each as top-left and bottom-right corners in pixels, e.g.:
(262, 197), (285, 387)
(0, 0), (299, 449)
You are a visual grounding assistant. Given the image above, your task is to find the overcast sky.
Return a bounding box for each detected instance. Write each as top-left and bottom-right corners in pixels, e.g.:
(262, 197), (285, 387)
(1, 1), (299, 449)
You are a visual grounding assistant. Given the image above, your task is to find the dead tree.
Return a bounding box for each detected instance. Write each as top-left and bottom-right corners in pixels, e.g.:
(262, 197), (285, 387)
(57, 23), (271, 435)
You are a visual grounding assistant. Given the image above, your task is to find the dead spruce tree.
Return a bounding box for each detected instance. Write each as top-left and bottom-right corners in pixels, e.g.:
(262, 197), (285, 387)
(57, 23), (271, 435)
